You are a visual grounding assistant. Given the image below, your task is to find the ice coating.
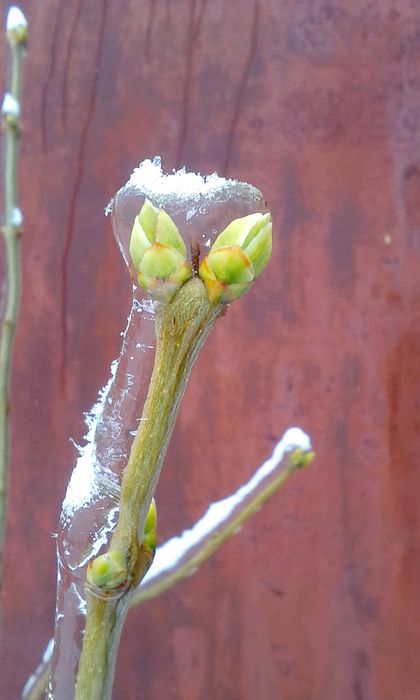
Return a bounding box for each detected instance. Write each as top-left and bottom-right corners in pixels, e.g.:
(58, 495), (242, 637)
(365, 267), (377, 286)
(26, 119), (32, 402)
(108, 156), (268, 277)
(49, 292), (157, 698)
(49, 159), (270, 698)
(59, 295), (157, 576)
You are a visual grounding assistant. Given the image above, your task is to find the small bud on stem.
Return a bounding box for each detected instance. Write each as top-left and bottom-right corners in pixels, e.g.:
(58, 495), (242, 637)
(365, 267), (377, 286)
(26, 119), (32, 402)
(129, 199), (193, 301)
(199, 212), (272, 304)
(129, 203), (272, 306)
(86, 550), (128, 592)
(6, 6), (28, 46)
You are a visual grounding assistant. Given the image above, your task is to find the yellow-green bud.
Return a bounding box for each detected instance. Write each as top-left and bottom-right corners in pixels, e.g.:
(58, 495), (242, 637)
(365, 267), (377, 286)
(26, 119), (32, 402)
(143, 497), (157, 551)
(199, 212), (272, 304)
(290, 448), (315, 469)
(86, 549), (128, 592)
(144, 497), (157, 535)
(129, 199), (193, 302)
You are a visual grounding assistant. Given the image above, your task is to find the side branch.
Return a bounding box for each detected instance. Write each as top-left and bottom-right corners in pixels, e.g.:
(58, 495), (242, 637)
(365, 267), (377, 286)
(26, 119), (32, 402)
(24, 428), (313, 700)
(0, 9), (27, 603)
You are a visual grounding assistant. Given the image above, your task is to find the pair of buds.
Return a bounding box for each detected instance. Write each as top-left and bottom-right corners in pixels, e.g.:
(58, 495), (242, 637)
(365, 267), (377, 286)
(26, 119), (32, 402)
(129, 199), (272, 304)
(87, 499), (157, 593)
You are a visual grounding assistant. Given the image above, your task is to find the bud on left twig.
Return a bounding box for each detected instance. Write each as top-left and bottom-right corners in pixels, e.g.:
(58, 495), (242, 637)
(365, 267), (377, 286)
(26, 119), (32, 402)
(6, 6), (28, 46)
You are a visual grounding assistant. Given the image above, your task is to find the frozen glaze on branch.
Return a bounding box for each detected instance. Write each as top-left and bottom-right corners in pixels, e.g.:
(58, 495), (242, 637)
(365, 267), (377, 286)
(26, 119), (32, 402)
(48, 158), (277, 700)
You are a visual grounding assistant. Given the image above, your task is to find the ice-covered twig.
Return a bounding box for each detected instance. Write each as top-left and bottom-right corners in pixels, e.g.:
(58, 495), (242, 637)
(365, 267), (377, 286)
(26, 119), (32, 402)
(135, 427), (313, 602)
(23, 428), (313, 700)
(0, 4), (27, 610)
(72, 278), (223, 700)
(23, 640), (54, 700)
(48, 162), (279, 699)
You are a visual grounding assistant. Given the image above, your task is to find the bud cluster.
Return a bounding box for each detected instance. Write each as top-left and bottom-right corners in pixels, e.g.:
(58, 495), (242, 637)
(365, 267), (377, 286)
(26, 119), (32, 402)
(129, 199), (272, 305)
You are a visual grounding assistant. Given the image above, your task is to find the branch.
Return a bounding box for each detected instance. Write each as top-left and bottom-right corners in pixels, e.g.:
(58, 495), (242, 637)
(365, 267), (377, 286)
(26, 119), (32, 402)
(23, 427), (313, 700)
(72, 278), (221, 700)
(0, 5), (27, 607)
(134, 427), (313, 602)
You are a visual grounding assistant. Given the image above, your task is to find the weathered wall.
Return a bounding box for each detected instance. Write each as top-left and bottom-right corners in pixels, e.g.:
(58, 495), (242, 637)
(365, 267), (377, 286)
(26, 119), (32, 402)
(1, 1), (420, 698)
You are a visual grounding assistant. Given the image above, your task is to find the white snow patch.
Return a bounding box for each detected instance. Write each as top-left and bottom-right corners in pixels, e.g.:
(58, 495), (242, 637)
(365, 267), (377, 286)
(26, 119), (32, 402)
(128, 156), (260, 201)
(11, 207), (23, 227)
(2, 92), (20, 117)
(62, 361), (119, 518)
(142, 427), (312, 582)
(108, 156), (263, 210)
(6, 6), (27, 31)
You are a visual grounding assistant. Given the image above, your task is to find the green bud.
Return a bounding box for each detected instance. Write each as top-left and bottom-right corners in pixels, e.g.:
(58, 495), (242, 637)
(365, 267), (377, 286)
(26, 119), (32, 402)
(144, 498), (157, 538)
(138, 498), (157, 575)
(143, 497), (157, 552)
(199, 212), (272, 304)
(290, 448), (315, 469)
(86, 550), (128, 592)
(130, 199), (193, 302)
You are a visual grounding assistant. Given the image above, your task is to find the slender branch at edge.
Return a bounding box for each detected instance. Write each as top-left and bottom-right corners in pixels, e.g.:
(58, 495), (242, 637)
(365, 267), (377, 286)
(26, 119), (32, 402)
(0, 11), (26, 618)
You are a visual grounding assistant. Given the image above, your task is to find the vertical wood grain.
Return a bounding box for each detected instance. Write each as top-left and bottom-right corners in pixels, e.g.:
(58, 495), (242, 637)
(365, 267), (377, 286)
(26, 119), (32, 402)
(1, 1), (420, 698)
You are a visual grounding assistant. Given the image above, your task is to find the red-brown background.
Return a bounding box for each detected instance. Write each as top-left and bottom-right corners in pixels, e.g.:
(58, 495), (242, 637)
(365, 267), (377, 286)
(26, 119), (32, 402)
(1, 1), (420, 698)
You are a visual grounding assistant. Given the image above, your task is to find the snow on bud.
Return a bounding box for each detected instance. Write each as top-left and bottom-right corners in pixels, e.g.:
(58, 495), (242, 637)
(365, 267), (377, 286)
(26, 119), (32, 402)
(129, 199), (193, 302)
(6, 6), (28, 45)
(2, 92), (20, 129)
(199, 212), (272, 304)
(11, 206), (23, 227)
(2, 91), (20, 117)
(86, 550), (128, 592)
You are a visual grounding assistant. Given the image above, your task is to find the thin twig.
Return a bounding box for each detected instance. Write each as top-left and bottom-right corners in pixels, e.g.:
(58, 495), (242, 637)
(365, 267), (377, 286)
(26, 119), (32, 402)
(0, 6), (27, 611)
(135, 429), (313, 603)
(23, 429), (313, 700)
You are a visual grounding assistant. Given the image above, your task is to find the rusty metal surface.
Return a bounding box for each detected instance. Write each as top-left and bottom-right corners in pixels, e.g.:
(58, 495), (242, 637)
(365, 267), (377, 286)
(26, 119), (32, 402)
(1, 1), (420, 698)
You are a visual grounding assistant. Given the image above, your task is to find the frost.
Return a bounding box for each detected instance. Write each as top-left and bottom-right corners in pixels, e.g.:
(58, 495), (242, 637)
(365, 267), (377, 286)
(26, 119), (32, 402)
(6, 6), (27, 31)
(2, 92), (20, 117)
